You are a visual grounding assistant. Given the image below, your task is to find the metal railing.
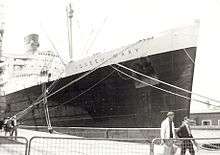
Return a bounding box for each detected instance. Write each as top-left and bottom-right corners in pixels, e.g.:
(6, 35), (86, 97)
(1, 135), (220, 155)
(0, 136), (28, 155)
(28, 136), (150, 155)
(150, 137), (220, 155)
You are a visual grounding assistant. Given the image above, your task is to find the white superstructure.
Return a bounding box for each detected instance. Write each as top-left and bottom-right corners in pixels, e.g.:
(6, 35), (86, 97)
(0, 34), (65, 95)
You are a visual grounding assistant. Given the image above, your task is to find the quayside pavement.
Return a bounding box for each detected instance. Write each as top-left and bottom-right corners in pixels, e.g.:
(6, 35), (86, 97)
(1, 128), (220, 154)
(0, 128), (150, 155)
(0, 128), (81, 155)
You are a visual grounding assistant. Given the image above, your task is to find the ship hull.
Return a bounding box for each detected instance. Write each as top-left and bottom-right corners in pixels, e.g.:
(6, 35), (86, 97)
(1, 47), (196, 128)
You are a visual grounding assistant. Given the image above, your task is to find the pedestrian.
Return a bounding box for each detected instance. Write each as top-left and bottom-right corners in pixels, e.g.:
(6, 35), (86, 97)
(0, 119), (4, 132)
(10, 116), (18, 139)
(160, 111), (177, 155)
(176, 117), (199, 155)
(3, 117), (13, 136)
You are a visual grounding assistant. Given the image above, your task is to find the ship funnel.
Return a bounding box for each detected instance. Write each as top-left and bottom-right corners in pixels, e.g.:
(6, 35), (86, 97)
(24, 34), (40, 54)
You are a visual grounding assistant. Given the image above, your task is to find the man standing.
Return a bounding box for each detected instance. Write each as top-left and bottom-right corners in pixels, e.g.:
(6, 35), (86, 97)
(176, 117), (198, 155)
(11, 116), (18, 140)
(0, 118), (4, 132)
(3, 117), (11, 136)
(160, 111), (176, 155)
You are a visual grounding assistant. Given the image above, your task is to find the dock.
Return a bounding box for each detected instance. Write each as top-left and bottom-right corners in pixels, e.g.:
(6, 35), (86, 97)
(1, 128), (220, 154)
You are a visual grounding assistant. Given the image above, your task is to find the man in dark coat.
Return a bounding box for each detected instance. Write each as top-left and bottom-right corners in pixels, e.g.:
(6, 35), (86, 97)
(176, 117), (198, 155)
(0, 119), (4, 131)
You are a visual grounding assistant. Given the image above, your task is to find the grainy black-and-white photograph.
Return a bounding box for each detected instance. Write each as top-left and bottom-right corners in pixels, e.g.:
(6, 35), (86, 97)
(0, 0), (220, 154)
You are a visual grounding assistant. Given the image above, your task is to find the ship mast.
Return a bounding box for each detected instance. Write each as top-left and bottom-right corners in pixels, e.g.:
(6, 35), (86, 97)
(66, 3), (74, 61)
(0, 1), (5, 63)
(0, 23), (3, 60)
(0, 0), (6, 63)
(0, 2), (4, 60)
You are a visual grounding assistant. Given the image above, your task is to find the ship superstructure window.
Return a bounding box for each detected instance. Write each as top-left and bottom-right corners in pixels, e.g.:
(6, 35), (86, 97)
(202, 120), (212, 126)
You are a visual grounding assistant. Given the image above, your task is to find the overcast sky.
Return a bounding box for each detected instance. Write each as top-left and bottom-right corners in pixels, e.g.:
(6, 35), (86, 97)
(1, 0), (220, 113)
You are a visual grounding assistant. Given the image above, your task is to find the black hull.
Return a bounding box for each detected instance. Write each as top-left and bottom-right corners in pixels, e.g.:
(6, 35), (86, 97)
(2, 47), (196, 128)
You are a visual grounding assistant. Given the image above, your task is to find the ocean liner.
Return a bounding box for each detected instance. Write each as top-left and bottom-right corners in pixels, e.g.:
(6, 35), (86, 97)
(0, 21), (199, 128)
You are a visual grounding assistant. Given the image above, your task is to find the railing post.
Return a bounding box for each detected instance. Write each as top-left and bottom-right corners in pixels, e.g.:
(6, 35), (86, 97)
(150, 141), (154, 155)
(105, 129), (109, 138)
